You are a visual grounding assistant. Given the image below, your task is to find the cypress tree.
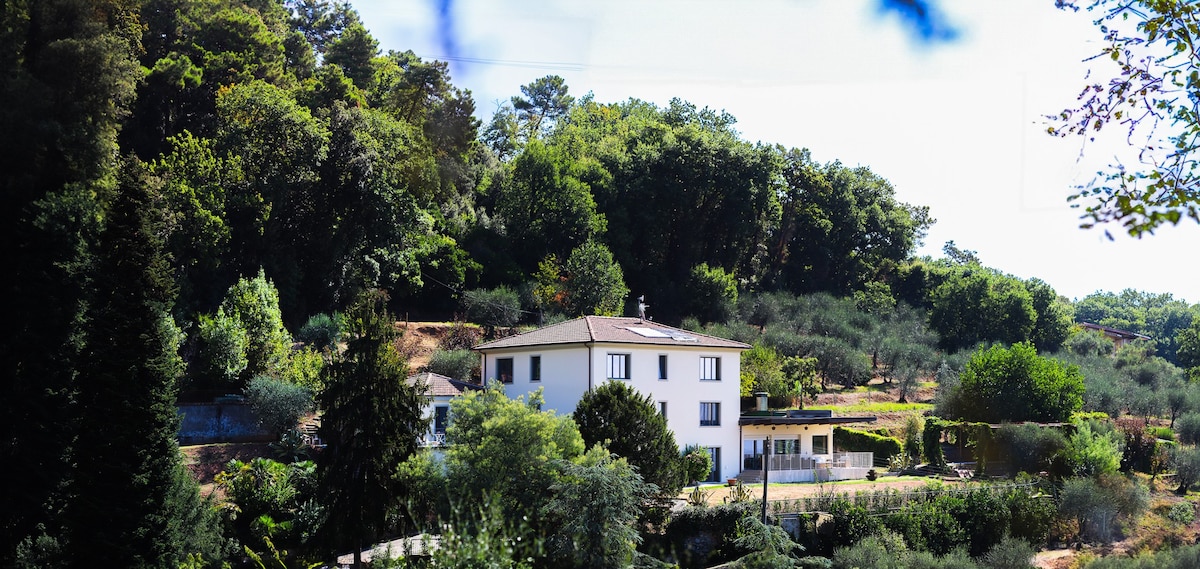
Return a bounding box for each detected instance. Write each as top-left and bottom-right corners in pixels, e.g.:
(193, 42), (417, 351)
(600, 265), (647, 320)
(0, 0), (141, 562)
(318, 289), (428, 567)
(67, 159), (193, 567)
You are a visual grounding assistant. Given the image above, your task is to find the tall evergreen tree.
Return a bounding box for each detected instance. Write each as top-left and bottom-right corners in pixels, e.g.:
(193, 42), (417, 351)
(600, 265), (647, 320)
(573, 381), (685, 497)
(318, 289), (428, 567)
(0, 0), (141, 562)
(67, 159), (193, 567)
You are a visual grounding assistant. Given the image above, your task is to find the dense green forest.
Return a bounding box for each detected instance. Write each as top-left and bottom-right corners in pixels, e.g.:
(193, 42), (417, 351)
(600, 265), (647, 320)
(9, 0), (1200, 568)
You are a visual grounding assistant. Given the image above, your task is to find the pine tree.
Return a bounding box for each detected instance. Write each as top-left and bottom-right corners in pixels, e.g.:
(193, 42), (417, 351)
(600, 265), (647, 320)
(318, 290), (428, 567)
(67, 159), (194, 567)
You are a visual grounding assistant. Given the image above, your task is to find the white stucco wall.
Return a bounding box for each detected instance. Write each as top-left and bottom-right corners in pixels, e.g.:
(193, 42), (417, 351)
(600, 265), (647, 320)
(413, 395), (454, 446)
(481, 345), (591, 415)
(481, 342), (743, 482)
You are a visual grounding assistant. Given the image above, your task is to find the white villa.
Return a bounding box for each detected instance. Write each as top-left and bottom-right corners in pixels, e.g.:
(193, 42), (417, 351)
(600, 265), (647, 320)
(472, 315), (877, 483)
(406, 372), (483, 448)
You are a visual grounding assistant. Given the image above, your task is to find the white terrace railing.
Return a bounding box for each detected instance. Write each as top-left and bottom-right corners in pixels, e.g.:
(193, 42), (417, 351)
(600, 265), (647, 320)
(421, 432), (447, 447)
(837, 451), (873, 469)
(742, 451), (874, 472)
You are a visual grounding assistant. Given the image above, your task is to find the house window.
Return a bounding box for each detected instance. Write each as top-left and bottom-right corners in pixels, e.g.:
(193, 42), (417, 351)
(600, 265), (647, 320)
(530, 356), (541, 382)
(607, 353), (630, 380)
(658, 355), (668, 380)
(812, 435), (829, 455)
(699, 402), (720, 426)
(497, 357), (514, 384)
(706, 447), (721, 482)
(434, 405), (449, 434)
(700, 356), (721, 381)
(774, 438), (800, 455)
(658, 401), (668, 419)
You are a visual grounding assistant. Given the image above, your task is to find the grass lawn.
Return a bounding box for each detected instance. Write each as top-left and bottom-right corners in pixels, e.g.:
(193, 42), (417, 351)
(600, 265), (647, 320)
(807, 401), (933, 414)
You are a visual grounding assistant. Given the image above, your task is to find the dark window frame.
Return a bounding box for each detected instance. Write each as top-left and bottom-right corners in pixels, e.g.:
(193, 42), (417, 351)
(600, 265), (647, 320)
(700, 401), (721, 426)
(497, 357), (514, 384)
(812, 434), (829, 455)
(700, 356), (721, 381)
(607, 353), (630, 380)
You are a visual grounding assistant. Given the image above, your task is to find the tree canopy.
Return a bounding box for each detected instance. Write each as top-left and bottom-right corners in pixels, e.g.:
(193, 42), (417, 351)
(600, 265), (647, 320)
(318, 290), (428, 563)
(944, 342), (1085, 424)
(573, 381), (685, 496)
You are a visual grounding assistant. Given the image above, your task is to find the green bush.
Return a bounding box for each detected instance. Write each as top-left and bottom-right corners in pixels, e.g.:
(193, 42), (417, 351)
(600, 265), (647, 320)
(981, 536), (1036, 569)
(835, 427), (902, 464)
(685, 263), (738, 325)
(244, 376), (314, 436)
(827, 498), (881, 550)
(1167, 502), (1195, 525)
(1065, 419), (1123, 477)
(960, 489), (1009, 557)
(215, 458), (312, 549)
(296, 312), (342, 351)
(190, 308), (249, 390)
(1005, 482), (1056, 545)
(1149, 426), (1175, 441)
(914, 495), (967, 556)
(682, 445), (713, 486)
(1176, 412), (1200, 445)
(1083, 543), (1200, 568)
(994, 423), (1067, 475)
(462, 286), (522, 332)
(423, 349), (480, 382)
(656, 502), (760, 568)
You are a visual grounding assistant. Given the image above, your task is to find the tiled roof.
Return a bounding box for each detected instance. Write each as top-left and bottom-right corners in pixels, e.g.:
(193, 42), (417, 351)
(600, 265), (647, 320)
(1078, 322), (1151, 340)
(407, 372), (483, 397)
(473, 316), (750, 351)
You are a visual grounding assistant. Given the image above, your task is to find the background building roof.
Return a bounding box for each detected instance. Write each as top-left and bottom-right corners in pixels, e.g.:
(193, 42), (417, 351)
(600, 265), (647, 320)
(407, 372), (483, 397)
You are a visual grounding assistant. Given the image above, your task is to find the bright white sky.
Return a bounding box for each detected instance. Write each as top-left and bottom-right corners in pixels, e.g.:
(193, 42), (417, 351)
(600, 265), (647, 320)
(353, 0), (1200, 305)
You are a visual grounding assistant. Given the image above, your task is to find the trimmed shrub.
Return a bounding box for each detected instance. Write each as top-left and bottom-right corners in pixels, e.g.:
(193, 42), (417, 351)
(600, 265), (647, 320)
(835, 427), (902, 464)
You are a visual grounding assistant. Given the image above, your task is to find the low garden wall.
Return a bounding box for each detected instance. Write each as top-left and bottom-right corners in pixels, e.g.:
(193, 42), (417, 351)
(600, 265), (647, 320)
(177, 403), (272, 445)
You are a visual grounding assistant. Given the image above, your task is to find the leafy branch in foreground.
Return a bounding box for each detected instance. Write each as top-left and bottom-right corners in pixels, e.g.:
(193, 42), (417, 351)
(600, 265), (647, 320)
(1052, 1), (1200, 236)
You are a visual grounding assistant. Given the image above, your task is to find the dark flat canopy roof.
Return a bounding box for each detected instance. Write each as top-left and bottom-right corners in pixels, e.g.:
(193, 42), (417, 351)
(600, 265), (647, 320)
(739, 413), (876, 426)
